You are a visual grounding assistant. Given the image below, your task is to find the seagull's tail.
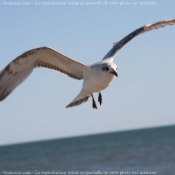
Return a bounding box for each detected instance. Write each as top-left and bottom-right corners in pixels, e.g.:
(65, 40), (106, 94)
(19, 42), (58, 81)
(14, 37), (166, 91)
(66, 89), (91, 108)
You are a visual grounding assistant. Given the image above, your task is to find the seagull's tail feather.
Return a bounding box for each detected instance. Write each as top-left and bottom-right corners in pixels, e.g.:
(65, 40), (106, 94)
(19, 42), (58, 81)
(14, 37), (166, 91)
(66, 89), (91, 108)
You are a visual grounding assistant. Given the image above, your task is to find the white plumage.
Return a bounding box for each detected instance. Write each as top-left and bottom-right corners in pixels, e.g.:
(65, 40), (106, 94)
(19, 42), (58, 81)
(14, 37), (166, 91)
(0, 19), (175, 109)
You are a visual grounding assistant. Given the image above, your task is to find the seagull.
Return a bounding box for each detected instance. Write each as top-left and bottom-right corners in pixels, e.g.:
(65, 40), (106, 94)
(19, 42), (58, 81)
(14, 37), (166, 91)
(0, 19), (175, 109)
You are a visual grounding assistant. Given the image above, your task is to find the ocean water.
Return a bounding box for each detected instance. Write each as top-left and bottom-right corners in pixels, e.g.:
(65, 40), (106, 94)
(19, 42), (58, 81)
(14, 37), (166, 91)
(0, 125), (175, 175)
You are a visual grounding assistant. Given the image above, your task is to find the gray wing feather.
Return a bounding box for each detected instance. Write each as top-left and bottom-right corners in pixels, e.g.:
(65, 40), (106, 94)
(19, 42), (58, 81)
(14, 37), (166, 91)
(103, 19), (175, 61)
(0, 47), (88, 101)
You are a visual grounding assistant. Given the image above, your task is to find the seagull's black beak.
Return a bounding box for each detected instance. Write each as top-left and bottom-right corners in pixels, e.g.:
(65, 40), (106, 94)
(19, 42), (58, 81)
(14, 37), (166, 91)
(110, 70), (118, 77)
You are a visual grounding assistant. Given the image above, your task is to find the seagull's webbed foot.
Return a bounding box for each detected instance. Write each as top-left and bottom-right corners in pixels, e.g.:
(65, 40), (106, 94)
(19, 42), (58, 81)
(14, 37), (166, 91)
(98, 92), (102, 105)
(92, 95), (97, 109)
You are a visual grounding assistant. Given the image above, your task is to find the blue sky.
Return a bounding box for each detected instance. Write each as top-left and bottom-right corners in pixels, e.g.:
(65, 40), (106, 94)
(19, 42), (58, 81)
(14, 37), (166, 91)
(0, 0), (175, 146)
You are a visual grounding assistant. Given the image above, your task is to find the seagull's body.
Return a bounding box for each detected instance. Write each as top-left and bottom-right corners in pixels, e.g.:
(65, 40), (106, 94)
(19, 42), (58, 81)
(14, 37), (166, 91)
(0, 19), (175, 108)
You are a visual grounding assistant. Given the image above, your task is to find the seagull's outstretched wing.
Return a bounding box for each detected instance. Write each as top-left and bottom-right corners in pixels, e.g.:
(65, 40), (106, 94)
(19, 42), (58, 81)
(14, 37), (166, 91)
(0, 47), (88, 101)
(103, 19), (175, 61)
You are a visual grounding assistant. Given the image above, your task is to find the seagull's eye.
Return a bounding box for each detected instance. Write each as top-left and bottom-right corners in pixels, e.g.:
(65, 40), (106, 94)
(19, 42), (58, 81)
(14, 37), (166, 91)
(102, 66), (109, 71)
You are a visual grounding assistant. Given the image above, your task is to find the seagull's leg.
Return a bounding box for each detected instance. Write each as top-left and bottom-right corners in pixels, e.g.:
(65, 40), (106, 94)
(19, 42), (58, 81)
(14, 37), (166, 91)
(92, 94), (97, 109)
(98, 92), (102, 105)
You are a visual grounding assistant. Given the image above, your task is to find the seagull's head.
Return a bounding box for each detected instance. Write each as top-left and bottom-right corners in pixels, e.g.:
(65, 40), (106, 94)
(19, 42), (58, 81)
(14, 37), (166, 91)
(101, 63), (118, 77)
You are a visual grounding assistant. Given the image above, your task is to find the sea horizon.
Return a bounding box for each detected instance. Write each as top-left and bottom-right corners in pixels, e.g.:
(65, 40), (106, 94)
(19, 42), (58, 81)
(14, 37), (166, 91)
(1, 124), (174, 148)
(0, 124), (175, 174)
